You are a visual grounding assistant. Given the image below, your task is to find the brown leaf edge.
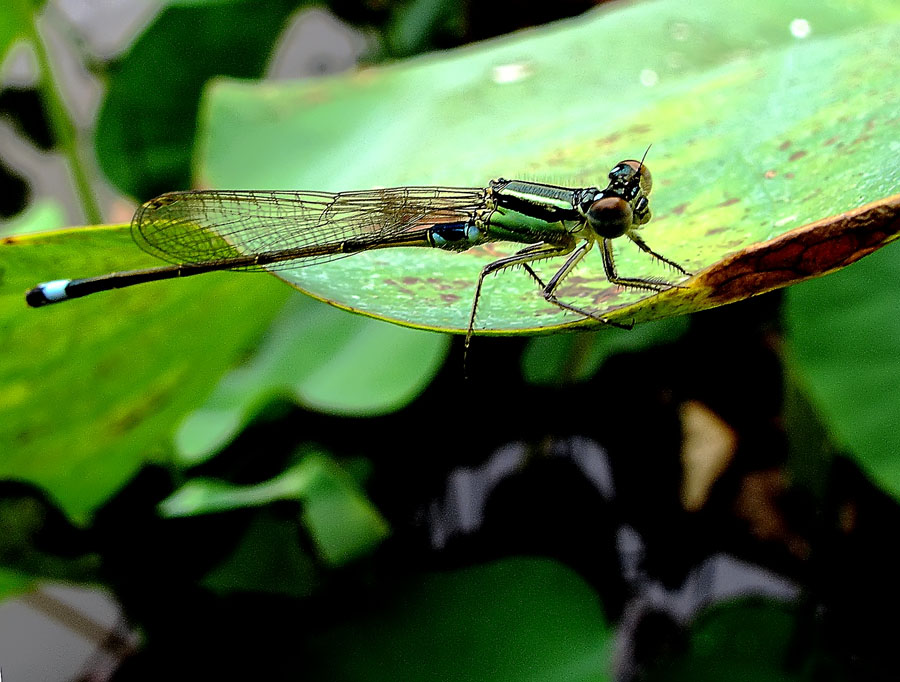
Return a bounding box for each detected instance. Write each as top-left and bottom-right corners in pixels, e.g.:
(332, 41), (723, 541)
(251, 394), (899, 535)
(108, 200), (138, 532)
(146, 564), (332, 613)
(628, 192), (900, 324)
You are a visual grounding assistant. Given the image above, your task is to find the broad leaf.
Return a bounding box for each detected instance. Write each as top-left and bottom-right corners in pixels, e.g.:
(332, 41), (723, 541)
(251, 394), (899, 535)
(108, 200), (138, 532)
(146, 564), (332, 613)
(160, 448), (390, 565)
(644, 599), (837, 681)
(306, 557), (613, 682)
(198, 0), (900, 334)
(785, 244), (900, 499)
(200, 511), (319, 598)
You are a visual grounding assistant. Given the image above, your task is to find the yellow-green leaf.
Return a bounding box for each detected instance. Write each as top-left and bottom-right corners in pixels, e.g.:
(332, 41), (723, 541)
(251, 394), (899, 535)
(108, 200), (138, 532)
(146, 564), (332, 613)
(196, 0), (900, 334)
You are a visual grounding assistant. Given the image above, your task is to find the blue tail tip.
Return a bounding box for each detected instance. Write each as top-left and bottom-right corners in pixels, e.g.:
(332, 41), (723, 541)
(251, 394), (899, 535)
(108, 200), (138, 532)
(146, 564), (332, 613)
(25, 279), (70, 307)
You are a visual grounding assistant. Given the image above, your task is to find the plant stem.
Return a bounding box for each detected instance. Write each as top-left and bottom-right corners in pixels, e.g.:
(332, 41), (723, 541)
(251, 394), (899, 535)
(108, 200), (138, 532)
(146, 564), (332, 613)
(25, 9), (103, 225)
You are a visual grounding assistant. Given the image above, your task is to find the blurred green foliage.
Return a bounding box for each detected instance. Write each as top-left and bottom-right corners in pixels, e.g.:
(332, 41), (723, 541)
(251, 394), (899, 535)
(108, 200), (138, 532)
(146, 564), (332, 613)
(96, 0), (303, 199)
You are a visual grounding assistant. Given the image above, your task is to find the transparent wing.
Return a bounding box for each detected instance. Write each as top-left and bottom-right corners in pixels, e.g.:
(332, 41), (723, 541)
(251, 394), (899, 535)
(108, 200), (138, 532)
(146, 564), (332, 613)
(131, 187), (487, 270)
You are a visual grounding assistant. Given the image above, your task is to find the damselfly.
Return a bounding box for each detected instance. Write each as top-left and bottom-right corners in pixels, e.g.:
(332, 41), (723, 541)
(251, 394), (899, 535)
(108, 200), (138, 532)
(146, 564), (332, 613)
(26, 157), (690, 345)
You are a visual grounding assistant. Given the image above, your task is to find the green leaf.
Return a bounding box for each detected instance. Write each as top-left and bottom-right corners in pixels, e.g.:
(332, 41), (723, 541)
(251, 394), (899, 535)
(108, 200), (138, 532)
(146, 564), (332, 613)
(160, 448), (390, 566)
(0, 226), (290, 521)
(0, 0), (34, 64)
(174, 294), (450, 465)
(95, 0), (301, 199)
(385, 0), (466, 57)
(307, 557), (613, 682)
(645, 598), (842, 682)
(201, 511), (318, 598)
(298, 453), (389, 566)
(198, 0), (900, 336)
(784, 243), (900, 499)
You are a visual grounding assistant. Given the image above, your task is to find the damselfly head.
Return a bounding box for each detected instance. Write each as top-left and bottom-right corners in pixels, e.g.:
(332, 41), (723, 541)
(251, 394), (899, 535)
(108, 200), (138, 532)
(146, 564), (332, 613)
(582, 155), (654, 238)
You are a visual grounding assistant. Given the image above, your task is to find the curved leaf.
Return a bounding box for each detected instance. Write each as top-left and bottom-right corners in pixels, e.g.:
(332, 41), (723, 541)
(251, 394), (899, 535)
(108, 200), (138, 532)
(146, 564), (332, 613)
(307, 557), (613, 682)
(198, 0), (900, 334)
(160, 448), (390, 566)
(174, 295), (450, 465)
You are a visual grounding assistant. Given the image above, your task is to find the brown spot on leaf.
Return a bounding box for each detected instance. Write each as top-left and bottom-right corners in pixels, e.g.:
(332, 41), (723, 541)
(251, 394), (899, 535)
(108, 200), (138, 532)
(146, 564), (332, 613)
(425, 277), (456, 291)
(109, 385), (172, 436)
(592, 288), (625, 305)
(596, 132), (622, 147)
(718, 198), (740, 208)
(670, 203), (689, 215)
(788, 150), (807, 162)
(764, 170), (777, 179)
(778, 140), (792, 151)
(383, 278), (416, 296)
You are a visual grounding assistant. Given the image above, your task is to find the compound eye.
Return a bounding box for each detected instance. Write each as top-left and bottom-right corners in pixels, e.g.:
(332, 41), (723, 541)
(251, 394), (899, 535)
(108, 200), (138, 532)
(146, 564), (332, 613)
(586, 196), (633, 238)
(612, 160), (652, 195)
(608, 162), (637, 185)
